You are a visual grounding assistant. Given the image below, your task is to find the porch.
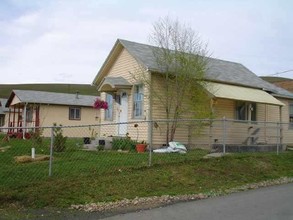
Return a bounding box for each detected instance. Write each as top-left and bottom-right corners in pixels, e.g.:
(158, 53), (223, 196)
(6, 104), (40, 139)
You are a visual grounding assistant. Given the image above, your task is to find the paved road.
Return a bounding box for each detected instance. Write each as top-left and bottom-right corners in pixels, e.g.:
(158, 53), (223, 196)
(103, 183), (293, 220)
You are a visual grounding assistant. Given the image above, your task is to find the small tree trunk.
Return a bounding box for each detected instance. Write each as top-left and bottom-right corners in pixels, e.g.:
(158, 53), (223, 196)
(166, 121), (170, 145)
(170, 105), (180, 141)
(170, 118), (178, 141)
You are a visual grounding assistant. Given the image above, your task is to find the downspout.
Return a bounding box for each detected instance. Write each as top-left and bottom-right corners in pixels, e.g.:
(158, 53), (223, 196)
(147, 71), (153, 166)
(23, 103), (27, 139)
(209, 98), (216, 150)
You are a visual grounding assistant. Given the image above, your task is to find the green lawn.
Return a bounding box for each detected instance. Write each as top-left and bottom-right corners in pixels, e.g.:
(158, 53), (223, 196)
(0, 135), (293, 211)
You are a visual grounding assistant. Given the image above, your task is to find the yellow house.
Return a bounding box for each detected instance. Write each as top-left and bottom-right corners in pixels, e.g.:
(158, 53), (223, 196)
(5, 90), (99, 138)
(92, 39), (293, 150)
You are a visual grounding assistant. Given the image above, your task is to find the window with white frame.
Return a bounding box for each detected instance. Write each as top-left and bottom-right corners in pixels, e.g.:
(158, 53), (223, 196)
(289, 103), (293, 128)
(236, 102), (256, 121)
(69, 107), (81, 120)
(133, 84), (144, 118)
(105, 93), (113, 120)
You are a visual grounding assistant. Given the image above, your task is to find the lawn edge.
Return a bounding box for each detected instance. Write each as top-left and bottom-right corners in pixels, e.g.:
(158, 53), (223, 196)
(70, 176), (293, 213)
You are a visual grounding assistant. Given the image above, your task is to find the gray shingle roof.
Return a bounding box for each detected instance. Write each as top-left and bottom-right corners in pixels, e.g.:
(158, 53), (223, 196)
(119, 39), (293, 99)
(9, 90), (97, 107)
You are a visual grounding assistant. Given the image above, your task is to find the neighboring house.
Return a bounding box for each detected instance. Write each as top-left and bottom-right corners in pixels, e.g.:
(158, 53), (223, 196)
(92, 39), (293, 149)
(0, 98), (9, 129)
(261, 76), (293, 93)
(5, 90), (99, 138)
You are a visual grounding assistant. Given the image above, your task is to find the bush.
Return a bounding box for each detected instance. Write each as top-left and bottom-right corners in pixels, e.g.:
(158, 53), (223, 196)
(112, 137), (136, 151)
(97, 145), (104, 151)
(53, 123), (67, 152)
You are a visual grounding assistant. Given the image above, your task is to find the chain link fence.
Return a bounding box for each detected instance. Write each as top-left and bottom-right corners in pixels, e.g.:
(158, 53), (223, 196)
(0, 119), (291, 187)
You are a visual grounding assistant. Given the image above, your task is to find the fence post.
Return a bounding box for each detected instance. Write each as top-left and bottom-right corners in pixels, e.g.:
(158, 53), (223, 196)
(148, 120), (153, 167)
(49, 126), (54, 176)
(222, 116), (226, 154)
(276, 122), (280, 155)
(209, 119), (213, 151)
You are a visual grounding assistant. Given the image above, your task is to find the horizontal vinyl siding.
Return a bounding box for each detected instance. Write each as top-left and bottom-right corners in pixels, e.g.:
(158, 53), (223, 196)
(107, 48), (142, 83)
(213, 99), (235, 119)
(150, 75), (240, 148)
(152, 73), (179, 146)
(99, 48), (149, 141)
(151, 73), (212, 148)
(257, 103), (267, 122)
(209, 99), (235, 147)
(266, 105), (280, 122)
(151, 85), (293, 149)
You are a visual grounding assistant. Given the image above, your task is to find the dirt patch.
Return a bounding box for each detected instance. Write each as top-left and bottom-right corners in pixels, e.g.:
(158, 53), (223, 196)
(14, 155), (50, 163)
(203, 152), (230, 159)
(255, 160), (271, 170)
(0, 146), (11, 152)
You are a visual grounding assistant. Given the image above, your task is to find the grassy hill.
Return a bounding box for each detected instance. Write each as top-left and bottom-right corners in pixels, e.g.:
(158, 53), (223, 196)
(0, 84), (98, 98)
(260, 76), (293, 83)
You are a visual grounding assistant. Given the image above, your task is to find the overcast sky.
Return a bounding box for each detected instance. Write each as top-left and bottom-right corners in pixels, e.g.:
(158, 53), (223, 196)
(0, 0), (292, 84)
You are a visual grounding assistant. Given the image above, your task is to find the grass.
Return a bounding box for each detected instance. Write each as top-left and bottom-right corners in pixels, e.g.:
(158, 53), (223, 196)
(0, 134), (293, 214)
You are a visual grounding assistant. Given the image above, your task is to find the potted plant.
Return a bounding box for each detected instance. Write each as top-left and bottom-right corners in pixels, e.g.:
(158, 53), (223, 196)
(136, 140), (147, 153)
(133, 123), (147, 152)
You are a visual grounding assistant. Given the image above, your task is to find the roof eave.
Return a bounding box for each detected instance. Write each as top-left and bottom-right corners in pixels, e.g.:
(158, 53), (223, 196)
(5, 91), (17, 107)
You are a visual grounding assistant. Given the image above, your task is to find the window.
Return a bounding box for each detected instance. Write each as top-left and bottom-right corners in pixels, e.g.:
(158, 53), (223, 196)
(26, 107), (33, 122)
(0, 116), (4, 127)
(69, 107), (81, 120)
(236, 102), (256, 121)
(289, 103), (293, 128)
(105, 93), (113, 120)
(133, 84), (144, 118)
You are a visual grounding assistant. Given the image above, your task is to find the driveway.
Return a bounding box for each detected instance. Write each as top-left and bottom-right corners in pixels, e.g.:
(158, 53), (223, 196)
(102, 183), (293, 220)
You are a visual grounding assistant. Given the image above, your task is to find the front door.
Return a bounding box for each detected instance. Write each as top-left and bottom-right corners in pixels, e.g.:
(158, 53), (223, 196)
(118, 92), (128, 135)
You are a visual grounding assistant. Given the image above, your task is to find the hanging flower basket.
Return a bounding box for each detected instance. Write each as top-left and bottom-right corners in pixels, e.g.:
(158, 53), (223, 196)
(93, 98), (108, 110)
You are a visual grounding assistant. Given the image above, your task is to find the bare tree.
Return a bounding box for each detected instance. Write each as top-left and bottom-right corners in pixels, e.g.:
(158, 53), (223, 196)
(134, 17), (213, 144)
